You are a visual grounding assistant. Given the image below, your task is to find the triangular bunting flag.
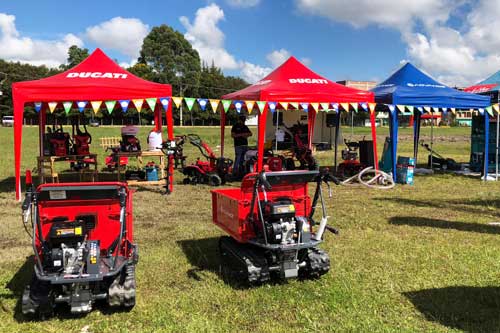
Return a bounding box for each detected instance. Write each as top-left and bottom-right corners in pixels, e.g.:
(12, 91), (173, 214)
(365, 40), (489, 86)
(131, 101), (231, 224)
(63, 101), (72, 114)
(340, 103), (350, 112)
(172, 97), (183, 108)
(245, 101), (255, 114)
(185, 97), (196, 111)
(48, 102), (58, 113)
(209, 99), (220, 113)
(105, 101), (116, 114)
(424, 106), (431, 113)
(368, 103), (376, 114)
(486, 106), (494, 117)
(290, 102), (299, 109)
(132, 99), (144, 113)
(234, 100), (244, 113)
(432, 107), (440, 113)
(407, 105), (414, 113)
(396, 105), (405, 113)
(387, 104), (396, 113)
(90, 101), (102, 114)
(360, 102), (368, 112)
(268, 101), (278, 113)
(256, 101), (266, 114)
(310, 103), (319, 113)
(300, 103), (309, 112)
(320, 103), (330, 111)
(221, 100), (232, 113)
(441, 107), (448, 115)
(119, 100), (130, 113)
(493, 103), (500, 113)
(279, 102), (289, 110)
(159, 97), (170, 111)
(450, 108), (456, 115)
(350, 103), (358, 113)
(331, 103), (340, 113)
(77, 101), (87, 113)
(146, 98), (157, 111)
(198, 98), (208, 111)
(34, 102), (42, 113)
(478, 108), (485, 115)
(417, 107), (424, 114)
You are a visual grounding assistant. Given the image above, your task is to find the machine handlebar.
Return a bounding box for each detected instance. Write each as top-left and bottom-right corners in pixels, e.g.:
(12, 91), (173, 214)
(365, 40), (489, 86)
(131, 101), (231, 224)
(257, 172), (272, 190)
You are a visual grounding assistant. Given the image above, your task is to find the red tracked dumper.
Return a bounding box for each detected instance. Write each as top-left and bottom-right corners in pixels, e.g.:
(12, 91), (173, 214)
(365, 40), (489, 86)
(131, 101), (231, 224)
(21, 171), (138, 317)
(212, 169), (339, 284)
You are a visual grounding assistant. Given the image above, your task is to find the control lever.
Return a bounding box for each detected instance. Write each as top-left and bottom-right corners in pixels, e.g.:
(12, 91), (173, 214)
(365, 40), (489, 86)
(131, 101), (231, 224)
(258, 172), (272, 190)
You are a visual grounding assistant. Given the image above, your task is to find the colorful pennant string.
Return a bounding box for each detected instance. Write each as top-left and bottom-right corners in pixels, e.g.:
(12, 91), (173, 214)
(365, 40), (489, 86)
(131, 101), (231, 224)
(146, 98), (157, 111)
(132, 99), (144, 113)
(172, 97), (183, 108)
(256, 101), (266, 114)
(48, 102), (58, 113)
(63, 101), (72, 114)
(234, 100), (244, 113)
(268, 101), (277, 113)
(105, 100), (116, 114)
(221, 100), (232, 113)
(320, 103), (330, 111)
(209, 99), (220, 113)
(90, 101), (102, 114)
(360, 102), (368, 112)
(34, 102), (42, 113)
(310, 103), (319, 113)
(300, 102), (309, 111)
(340, 103), (349, 112)
(245, 101), (255, 113)
(289, 102), (299, 109)
(279, 102), (289, 110)
(396, 105), (405, 113)
(77, 101), (87, 113)
(350, 102), (358, 113)
(198, 98), (208, 111)
(119, 100), (130, 113)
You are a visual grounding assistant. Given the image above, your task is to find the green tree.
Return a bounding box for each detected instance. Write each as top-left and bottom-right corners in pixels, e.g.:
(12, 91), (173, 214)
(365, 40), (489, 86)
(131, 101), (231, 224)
(61, 45), (89, 70)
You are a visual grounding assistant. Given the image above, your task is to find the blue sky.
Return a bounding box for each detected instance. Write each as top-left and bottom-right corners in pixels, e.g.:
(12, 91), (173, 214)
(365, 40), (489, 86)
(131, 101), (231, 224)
(0, 1), (499, 86)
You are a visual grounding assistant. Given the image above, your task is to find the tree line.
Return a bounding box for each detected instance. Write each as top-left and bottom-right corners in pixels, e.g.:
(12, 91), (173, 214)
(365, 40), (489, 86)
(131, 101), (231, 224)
(0, 25), (249, 126)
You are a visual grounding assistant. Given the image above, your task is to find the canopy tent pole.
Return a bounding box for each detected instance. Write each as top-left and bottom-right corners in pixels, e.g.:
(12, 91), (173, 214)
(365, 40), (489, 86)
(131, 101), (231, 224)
(257, 105), (268, 172)
(220, 109), (226, 157)
(496, 111), (499, 181)
(430, 111), (434, 170)
(274, 110), (279, 151)
(166, 101), (175, 193)
(389, 109), (398, 182)
(39, 105), (47, 158)
(154, 103), (162, 131)
(307, 108), (316, 150)
(369, 108), (378, 170)
(484, 111), (490, 181)
(13, 92), (24, 201)
(413, 111), (421, 163)
(333, 110), (341, 172)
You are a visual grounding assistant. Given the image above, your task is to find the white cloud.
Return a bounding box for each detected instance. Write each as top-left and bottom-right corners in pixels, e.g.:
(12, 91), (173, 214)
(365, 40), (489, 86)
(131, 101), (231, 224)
(0, 13), (83, 68)
(85, 17), (149, 58)
(295, 0), (500, 86)
(266, 49), (290, 67)
(226, 0), (261, 8)
(240, 61), (272, 83)
(180, 4), (239, 70)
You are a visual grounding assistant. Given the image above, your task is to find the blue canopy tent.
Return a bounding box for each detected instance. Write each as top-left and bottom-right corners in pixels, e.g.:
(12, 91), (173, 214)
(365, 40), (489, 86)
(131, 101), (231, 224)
(372, 63), (491, 181)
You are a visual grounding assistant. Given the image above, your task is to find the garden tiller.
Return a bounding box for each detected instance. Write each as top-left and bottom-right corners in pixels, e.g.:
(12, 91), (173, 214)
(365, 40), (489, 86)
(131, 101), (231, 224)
(21, 172), (138, 317)
(182, 134), (233, 186)
(212, 169), (339, 285)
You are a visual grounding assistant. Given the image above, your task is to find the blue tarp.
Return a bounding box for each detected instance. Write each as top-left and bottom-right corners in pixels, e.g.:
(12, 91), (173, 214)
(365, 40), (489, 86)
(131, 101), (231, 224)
(372, 63), (490, 108)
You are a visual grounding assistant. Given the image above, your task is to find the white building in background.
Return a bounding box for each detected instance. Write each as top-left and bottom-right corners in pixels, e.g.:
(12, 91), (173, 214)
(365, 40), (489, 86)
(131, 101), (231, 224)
(245, 115), (258, 126)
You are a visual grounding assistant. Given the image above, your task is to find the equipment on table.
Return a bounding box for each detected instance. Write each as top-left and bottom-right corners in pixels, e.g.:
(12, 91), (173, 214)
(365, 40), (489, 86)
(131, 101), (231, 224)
(243, 149), (284, 175)
(72, 123), (92, 155)
(120, 125), (141, 152)
(45, 125), (71, 157)
(212, 169), (340, 285)
(104, 147), (129, 172)
(147, 130), (163, 152)
(281, 122), (318, 171)
(21, 172), (138, 317)
(420, 140), (462, 171)
(181, 134), (233, 186)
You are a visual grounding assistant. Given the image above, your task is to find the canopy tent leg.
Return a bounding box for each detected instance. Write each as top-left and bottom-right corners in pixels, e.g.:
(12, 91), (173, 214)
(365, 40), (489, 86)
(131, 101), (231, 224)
(413, 111), (421, 164)
(307, 107), (316, 150)
(257, 105), (268, 172)
(389, 109), (398, 182)
(496, 111), (499, 181)
(14, 95), (25, 201)
(369, 108), (378, 170)
(220, 110), (226, 157)
(39, 106), (47, 158)
(484, 112), (490, 181)
(274, 110), (279, 151)
(165, 102), (175, 193)
(333, 110), (341, 173)
(430, 111), (434, 170)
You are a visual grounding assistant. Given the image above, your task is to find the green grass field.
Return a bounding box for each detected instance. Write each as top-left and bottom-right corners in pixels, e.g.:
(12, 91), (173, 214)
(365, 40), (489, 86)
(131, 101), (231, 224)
(1, 125), (500, 333)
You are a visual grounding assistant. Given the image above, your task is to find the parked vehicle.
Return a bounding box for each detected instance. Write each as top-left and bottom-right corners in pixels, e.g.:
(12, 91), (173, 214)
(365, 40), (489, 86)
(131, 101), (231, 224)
(2, 115), (14, 127)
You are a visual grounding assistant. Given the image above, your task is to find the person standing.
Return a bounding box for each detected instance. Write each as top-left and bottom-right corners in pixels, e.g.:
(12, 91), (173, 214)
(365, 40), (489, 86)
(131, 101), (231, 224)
(231, 115), (252, 179)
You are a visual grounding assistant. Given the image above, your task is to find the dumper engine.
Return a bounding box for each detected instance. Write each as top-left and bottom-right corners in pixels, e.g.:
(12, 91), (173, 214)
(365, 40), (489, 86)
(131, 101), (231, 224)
(261, 198), (310, 245)
(42, 215), (100, 277)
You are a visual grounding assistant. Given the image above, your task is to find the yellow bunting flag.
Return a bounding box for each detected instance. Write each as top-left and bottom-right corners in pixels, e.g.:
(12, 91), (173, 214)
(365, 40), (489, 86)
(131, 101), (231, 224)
(310, 103), (319, 113)
(90, 101), (102, 114)
(132, 99), (144, 113)
(396, 105), (405, 113)
(209, 99), (220, 113)
(368, 103), (376, 114)
(493, 104), (499, 114)
(350, 103), (358, 112)
(48, 102), (58, 113)
(245, 101), (255, 114)
(423, 106), (431, 113)
(450, 108), (456, 114)
(340, 103), (350, 112)
(289, 102), (299, 109)
(279, 102), (289, 110)
(172, 97), (183, 108)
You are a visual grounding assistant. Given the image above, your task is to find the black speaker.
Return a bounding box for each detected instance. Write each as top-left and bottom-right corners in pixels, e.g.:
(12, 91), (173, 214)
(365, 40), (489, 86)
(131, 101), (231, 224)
(359, 140), (374, 167)
(326, 114), (337, 127)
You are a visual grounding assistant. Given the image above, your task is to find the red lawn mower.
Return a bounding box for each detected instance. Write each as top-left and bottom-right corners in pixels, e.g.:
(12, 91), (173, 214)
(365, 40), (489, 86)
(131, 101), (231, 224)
(21, 172), (138, 317)
(212, 169), (339, 285)
(182, 134), (233, 186)
(336, 138), (364, 178)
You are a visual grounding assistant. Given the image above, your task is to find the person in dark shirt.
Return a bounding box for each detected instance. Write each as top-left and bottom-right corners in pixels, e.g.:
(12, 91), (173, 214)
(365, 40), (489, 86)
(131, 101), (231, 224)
(231, 115), (252, 178)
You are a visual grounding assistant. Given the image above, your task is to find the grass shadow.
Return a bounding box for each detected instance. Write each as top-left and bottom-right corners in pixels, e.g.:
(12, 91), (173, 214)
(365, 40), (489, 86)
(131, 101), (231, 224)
(177, 237), (220, 281)
(404, 286), (500, 332)
(3, 256), (34, 322)
(390, 216), (500, 235)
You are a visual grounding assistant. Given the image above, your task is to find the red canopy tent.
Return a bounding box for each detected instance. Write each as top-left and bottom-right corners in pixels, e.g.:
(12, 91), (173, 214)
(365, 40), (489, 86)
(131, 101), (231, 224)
(12, 48), (174, 200)
(221, 56), (375, 171)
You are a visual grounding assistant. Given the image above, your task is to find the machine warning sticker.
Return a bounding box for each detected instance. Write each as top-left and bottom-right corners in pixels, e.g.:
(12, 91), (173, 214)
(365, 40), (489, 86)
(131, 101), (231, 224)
(49, 190), (67, 200)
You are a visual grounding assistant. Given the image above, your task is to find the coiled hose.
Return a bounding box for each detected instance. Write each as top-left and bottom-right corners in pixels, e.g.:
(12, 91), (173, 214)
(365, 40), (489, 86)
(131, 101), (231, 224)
(341, 167), (395, 189)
